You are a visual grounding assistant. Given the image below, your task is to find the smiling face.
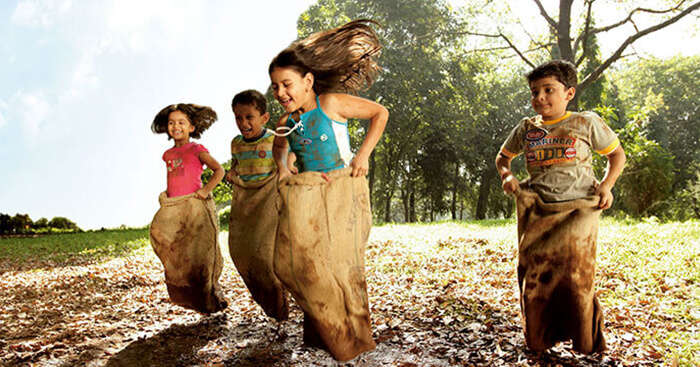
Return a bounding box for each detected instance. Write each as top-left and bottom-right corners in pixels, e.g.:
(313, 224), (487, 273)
(233, 103), (269, 140)
(269, 66), (316, 113)
(167, 110), (195, 145)
(529, 76), (575, 121)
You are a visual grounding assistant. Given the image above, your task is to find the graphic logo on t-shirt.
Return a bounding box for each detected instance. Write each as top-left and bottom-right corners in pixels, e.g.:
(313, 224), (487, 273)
(166, 158), (183, 176)
(258, 151), (266, 158)
(525, 134), (577, 167)
(525, 128), (547, 141)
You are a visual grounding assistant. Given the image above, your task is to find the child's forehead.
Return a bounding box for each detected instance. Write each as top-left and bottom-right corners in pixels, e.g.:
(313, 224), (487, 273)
(529, 76), (565, 89)
(233, 103), (262, 114)
(168, 110), (190, 120)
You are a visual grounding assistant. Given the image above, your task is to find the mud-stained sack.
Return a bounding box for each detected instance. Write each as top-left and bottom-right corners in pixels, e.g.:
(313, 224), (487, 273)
(514, 188), (606, 354)
(150, 192), (227, 314)
(275, 167), (375, 361)
(228, 173), (289, 320)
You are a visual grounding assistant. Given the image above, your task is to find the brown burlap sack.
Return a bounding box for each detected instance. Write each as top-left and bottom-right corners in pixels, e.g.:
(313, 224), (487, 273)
(228, 173), (289, 320)
(150, 192), (227, 314)
(514, 188), (606, 354)
(275, 167), (375, 361)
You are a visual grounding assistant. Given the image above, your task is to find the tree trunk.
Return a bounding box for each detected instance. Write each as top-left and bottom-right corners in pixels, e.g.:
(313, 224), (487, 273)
(475, 167), (495, 220)
(409, 188), (416, 222)
(383, 190), (392, 223)
(401, 187), (409, 223)
(557, 0), (574, 62)
(451, 163), (458, 220)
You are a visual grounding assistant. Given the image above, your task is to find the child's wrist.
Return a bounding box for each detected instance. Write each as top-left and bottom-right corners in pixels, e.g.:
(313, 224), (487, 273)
(500, 171), (513, 182)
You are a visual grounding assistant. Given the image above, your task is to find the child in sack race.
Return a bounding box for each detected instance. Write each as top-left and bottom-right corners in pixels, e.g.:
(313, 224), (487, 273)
(149, 103), (228, 314)
(225, 89), (296, 321)
(269, 19), (389, 362)
(495, 59), (626, 354)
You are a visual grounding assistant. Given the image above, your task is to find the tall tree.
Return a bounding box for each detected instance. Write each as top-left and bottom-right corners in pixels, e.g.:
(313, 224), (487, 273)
(462, 0), (700, 106)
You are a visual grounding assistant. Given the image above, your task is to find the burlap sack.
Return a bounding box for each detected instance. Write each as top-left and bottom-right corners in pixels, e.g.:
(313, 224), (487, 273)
(228, 173), (289, 320)
(150, 192), (227, 314)
(275, 167), (375, 361)
(514, 188), (606, 354)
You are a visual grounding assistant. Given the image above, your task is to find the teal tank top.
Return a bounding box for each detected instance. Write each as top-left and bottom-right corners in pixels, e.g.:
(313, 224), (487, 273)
(285, 96), (353, 173)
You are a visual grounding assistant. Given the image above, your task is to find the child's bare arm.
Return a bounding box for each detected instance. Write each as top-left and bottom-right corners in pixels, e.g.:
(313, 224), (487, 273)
(595, 145), (626, 209)
(323, 93), (389, 177)
(495, 153), (519, 194)
(287, 152), (298, 174)
(198, 152), (224, 199)
(225, 160), (238, 183)
(273, 114), (293, 180)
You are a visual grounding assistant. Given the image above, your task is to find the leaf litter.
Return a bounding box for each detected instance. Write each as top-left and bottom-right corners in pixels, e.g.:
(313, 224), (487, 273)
(0, 221), (697, 366)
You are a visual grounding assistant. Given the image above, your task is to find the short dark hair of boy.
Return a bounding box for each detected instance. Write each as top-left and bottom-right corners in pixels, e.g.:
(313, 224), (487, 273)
(231, 90), (267, 115)
(526, 59), (578, 89)
(151, 103), (217, 140)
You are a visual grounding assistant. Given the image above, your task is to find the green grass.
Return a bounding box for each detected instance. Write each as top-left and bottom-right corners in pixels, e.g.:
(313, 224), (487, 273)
(0, 228), (150, 265)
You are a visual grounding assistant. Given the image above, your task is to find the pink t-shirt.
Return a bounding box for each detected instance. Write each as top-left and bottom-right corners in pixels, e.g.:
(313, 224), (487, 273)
(163, 142), (209, 197)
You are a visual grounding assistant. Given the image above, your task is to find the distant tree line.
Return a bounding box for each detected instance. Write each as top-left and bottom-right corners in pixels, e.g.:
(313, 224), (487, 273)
(0, 213), (81, 235)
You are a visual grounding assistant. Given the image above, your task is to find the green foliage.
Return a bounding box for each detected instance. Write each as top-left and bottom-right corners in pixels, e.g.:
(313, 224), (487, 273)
(612, 56), (700, 218)
(0, 213), (82, 235)
(48, 217), (80, 231)
(202, 160), (232, 211)
(616, 122), (675, 217)
(218, 207), (230, 231)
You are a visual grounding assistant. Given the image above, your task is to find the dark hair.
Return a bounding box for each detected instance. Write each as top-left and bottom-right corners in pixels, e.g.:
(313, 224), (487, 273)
(151, 103), (217, 140)
(526, 59), (578, 89)
(231, 89), (267, 115)
(269, 19), (382, 95)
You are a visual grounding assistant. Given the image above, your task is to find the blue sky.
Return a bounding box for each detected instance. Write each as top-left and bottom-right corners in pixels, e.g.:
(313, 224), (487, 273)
(0, 0), (697, 229)
(0, 0), (314, 229)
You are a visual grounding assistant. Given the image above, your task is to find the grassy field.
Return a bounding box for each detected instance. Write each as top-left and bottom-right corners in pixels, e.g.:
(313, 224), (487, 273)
(0, 219), (698, 366)
(0, 228), (149, 268)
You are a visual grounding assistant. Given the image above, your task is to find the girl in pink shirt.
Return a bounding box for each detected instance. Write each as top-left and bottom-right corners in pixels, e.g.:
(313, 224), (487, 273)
(149, 103), (228, 313)
(151, 103), (224, 197)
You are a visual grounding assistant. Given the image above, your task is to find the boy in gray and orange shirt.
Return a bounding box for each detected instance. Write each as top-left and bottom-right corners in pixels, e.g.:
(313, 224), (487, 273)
(495, 59), (626, 354)
(496, 59), (625, 206)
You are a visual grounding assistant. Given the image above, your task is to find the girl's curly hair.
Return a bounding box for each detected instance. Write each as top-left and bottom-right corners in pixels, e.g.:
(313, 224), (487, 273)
(151, 103), (217, 140)
(269, 19), (382, 95)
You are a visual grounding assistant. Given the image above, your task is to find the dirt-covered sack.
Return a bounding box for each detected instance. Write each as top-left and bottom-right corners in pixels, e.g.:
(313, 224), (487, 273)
(150, 192), (227, 314)
(228, 173), (289, 320)
(275, 167), (375, 361)
(514, 188), (606, 354)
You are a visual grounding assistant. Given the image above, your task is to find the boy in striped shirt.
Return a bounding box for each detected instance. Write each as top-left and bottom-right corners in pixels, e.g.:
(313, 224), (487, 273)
(226, 90), (295, 183)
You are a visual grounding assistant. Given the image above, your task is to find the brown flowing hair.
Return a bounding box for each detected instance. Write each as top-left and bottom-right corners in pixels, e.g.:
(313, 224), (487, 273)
(269, 19), (382, 95)
(151, 103), (217, 140)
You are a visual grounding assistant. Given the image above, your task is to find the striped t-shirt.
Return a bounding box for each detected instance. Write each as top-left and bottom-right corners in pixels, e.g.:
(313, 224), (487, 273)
(231, 131), (276, 182)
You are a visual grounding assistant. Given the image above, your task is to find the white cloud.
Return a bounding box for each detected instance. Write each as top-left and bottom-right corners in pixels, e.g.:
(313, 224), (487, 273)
(61, 50), (100, 101)
(13, 91), (51, 137)
(0, 99), (7, 129)
(11, 0), (72, 28)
